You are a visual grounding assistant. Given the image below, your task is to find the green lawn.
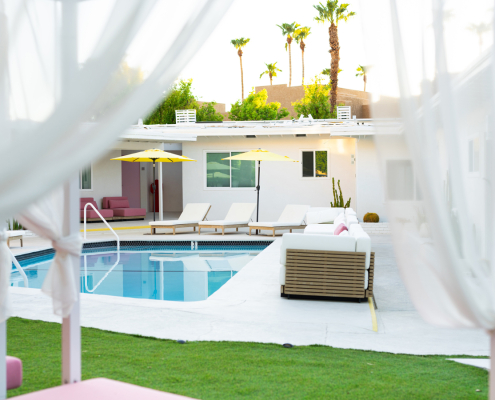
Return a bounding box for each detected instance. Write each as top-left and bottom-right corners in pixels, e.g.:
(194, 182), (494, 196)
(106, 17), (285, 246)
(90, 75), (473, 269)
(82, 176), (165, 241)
(7, 317), (488, 399)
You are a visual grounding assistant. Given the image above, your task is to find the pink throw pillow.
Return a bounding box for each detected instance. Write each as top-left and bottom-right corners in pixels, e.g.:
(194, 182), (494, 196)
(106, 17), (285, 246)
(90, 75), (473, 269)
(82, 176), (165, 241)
(334, 223), (348, 235)
(109, 199), (130, 209)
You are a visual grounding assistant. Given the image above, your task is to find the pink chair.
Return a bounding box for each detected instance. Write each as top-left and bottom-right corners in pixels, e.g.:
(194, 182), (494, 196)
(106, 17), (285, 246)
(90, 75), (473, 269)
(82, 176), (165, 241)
(80, 198), (114, 222)
(7, 356), (22, 390)
(13, 377), (195, 399)
(102, 197), (146, 220)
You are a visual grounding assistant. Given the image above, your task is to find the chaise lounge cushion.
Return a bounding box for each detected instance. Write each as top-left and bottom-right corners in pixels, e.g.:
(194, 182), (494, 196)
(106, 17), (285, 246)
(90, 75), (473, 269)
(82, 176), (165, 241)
(249, 205), (310, 228)
(7, 356), (22, 390)
(198, 203), (256, 227)
(112, 208), (146, 217)
(150, 204), (211, 227)
(108, 199), (130, 209)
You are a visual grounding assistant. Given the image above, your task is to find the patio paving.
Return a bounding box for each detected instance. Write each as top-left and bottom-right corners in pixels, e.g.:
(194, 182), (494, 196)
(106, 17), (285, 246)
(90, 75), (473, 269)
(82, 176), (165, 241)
(8, 233), (489, 356)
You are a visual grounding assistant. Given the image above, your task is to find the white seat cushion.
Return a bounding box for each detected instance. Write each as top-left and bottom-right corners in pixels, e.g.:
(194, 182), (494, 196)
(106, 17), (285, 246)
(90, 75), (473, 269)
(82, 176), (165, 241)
(150, 220), (198, 226)
(7, 231), (26, 237)
(280, 233), (356, 265)
(249, 221), (303, 228)
(198, 220), (248, 226)
(304, 224), (334, 235)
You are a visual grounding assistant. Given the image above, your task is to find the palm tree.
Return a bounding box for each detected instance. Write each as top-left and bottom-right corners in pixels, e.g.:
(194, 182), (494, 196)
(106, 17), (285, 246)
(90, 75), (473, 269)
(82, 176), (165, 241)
(467, 22), (491, 54)
(321, 68), (341, 85)
(276, 22), (300, 87)
(294, 27), (311, 85)
(231, 38), (250, 101)
(355, 65), (367, 91)
(260, 62), (282, 85)
(314, 1), (355, 112)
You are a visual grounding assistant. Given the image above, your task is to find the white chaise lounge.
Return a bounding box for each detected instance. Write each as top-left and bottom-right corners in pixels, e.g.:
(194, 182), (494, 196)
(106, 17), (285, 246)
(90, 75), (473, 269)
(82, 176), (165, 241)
(280, 223), (374, 300)
(149, 203), (211, 235)
(198, 203), (256, 235)
(248, 204), (310, 236)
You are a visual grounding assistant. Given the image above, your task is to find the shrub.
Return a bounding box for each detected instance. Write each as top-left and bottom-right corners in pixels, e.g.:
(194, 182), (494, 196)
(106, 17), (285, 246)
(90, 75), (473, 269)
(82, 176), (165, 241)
(229, 89), (289, 121)
(363, 213), (379, 223)
(330, 177), (351, 208)
(144, 79), (223, 124)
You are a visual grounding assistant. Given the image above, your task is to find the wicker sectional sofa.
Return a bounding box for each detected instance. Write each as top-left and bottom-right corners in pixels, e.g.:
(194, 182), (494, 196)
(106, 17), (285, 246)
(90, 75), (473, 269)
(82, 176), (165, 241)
(279, 212), (374, 300)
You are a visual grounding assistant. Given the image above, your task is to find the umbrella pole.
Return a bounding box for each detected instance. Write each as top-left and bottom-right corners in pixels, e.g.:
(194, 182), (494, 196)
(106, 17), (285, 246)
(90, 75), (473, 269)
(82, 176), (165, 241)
(256, 161), (260, 235)
(152, 162), (156, 222)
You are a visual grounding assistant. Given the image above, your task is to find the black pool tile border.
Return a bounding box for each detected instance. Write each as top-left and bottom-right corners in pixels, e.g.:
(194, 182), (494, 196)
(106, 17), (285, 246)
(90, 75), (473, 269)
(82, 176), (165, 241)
(82, 240), (273, 250)
(14, 240), (274, 262)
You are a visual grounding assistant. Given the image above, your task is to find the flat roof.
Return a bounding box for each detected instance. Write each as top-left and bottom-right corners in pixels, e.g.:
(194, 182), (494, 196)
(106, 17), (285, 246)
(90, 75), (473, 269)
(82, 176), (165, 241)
(127, 118), (380, 138)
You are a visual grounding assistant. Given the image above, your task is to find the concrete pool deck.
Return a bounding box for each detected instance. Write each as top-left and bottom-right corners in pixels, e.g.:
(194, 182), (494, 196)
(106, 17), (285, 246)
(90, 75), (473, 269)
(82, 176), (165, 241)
(8, 232), (489, 356)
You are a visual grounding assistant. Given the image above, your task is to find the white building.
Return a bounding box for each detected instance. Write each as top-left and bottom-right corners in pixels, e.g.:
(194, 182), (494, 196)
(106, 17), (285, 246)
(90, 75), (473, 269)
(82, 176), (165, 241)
(82, 119), (391, 222)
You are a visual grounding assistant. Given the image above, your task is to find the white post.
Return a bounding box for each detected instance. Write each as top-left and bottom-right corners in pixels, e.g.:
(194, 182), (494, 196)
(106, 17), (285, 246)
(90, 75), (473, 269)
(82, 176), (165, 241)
(61, 177), (80, 385)
(60, 0), (80, 385)
(0, 321), (6, 400)
(491, 331), (495, 400)
(159, 163), (163, 222)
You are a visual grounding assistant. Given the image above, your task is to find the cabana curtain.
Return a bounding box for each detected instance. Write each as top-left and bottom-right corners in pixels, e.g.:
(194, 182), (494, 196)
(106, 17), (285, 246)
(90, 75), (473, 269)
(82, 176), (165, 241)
(359, 0), (495, 378)
(0, 0), (233, 321)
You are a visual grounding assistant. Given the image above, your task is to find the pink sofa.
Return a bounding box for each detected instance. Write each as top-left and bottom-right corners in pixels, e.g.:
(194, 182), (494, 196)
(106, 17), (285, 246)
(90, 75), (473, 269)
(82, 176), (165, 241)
(102, 197), (146, 220)
(7, 356), (22, 390)
(80, 198), (114, 222)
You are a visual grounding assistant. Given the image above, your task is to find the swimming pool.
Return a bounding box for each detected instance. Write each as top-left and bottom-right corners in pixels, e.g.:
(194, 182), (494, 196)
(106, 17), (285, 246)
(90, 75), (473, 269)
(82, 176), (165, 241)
(11, 242), (271, 301)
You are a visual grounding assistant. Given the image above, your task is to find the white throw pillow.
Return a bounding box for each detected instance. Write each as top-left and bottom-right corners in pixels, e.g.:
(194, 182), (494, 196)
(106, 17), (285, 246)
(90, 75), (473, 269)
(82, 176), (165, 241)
(339, 230), (350, 236)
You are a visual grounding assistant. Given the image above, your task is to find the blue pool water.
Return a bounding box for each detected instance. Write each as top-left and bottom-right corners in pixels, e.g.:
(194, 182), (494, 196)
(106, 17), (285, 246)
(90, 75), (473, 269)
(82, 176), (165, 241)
(11, 246), (263, 301)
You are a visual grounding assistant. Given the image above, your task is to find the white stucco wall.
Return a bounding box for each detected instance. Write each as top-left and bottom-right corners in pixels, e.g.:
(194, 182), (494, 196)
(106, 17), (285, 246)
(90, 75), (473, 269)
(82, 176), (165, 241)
(79, 150), (122, 208)
(355, 137), (387, 222)
(182, 136), (357, 222)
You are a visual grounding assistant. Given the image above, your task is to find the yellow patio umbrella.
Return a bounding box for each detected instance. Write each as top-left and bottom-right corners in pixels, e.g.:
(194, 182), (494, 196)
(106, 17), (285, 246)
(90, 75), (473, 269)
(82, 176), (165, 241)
(223, 149), (298, 227)
(111, 149), (196, 221)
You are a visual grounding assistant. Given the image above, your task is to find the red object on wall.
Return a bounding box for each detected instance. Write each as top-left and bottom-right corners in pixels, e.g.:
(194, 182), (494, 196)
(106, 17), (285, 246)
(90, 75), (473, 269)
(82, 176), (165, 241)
(150, 179), (159, 212)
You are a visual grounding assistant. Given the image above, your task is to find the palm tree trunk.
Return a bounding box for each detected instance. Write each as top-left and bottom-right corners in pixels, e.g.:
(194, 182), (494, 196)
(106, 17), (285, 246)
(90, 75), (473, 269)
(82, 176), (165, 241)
(301, 48), (305, 85)
(239, 55), (244, 101)
(288, 43), (292, 87)
(329, 23), (340, 112)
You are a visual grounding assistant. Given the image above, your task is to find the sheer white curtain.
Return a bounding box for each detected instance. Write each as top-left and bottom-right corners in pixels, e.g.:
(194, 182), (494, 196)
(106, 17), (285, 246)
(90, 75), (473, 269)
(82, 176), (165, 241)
(0, 0), (233, 322)
(360, 0), (495, 395)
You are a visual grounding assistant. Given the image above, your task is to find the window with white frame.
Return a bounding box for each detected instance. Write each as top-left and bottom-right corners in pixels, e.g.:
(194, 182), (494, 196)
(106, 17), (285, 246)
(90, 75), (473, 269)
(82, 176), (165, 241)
(468, 137), (480, 173)
(79, 165), (92, 190)
(302, 150), (328, 178)
(206, 152), (255, 188)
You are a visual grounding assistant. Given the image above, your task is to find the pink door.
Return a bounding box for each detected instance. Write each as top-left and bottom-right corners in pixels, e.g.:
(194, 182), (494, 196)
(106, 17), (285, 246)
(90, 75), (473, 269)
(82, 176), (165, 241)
(121, 154), (141, 208)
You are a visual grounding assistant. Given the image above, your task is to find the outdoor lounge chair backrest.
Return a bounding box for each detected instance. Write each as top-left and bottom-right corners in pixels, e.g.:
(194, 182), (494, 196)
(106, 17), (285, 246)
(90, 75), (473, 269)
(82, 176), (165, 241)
(224, 203), (256, 222)
(102, 196), (128, 209)
(179, 203), (211, 221)
(277, 205), (310, 225)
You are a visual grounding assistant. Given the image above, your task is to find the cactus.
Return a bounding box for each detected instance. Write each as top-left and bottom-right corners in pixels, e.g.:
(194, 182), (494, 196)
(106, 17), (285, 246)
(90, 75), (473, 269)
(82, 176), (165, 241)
(330, 177), (351, 208)
(363, 213), (379, 223)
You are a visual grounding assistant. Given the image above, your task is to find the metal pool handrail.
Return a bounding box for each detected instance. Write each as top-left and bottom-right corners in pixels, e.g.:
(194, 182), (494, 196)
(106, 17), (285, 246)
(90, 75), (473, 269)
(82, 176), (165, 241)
(83, 203), (120, 293)
(83, 203), (120, 251)
(83, 250), (120, 293)
(9, 249), (28, 288)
